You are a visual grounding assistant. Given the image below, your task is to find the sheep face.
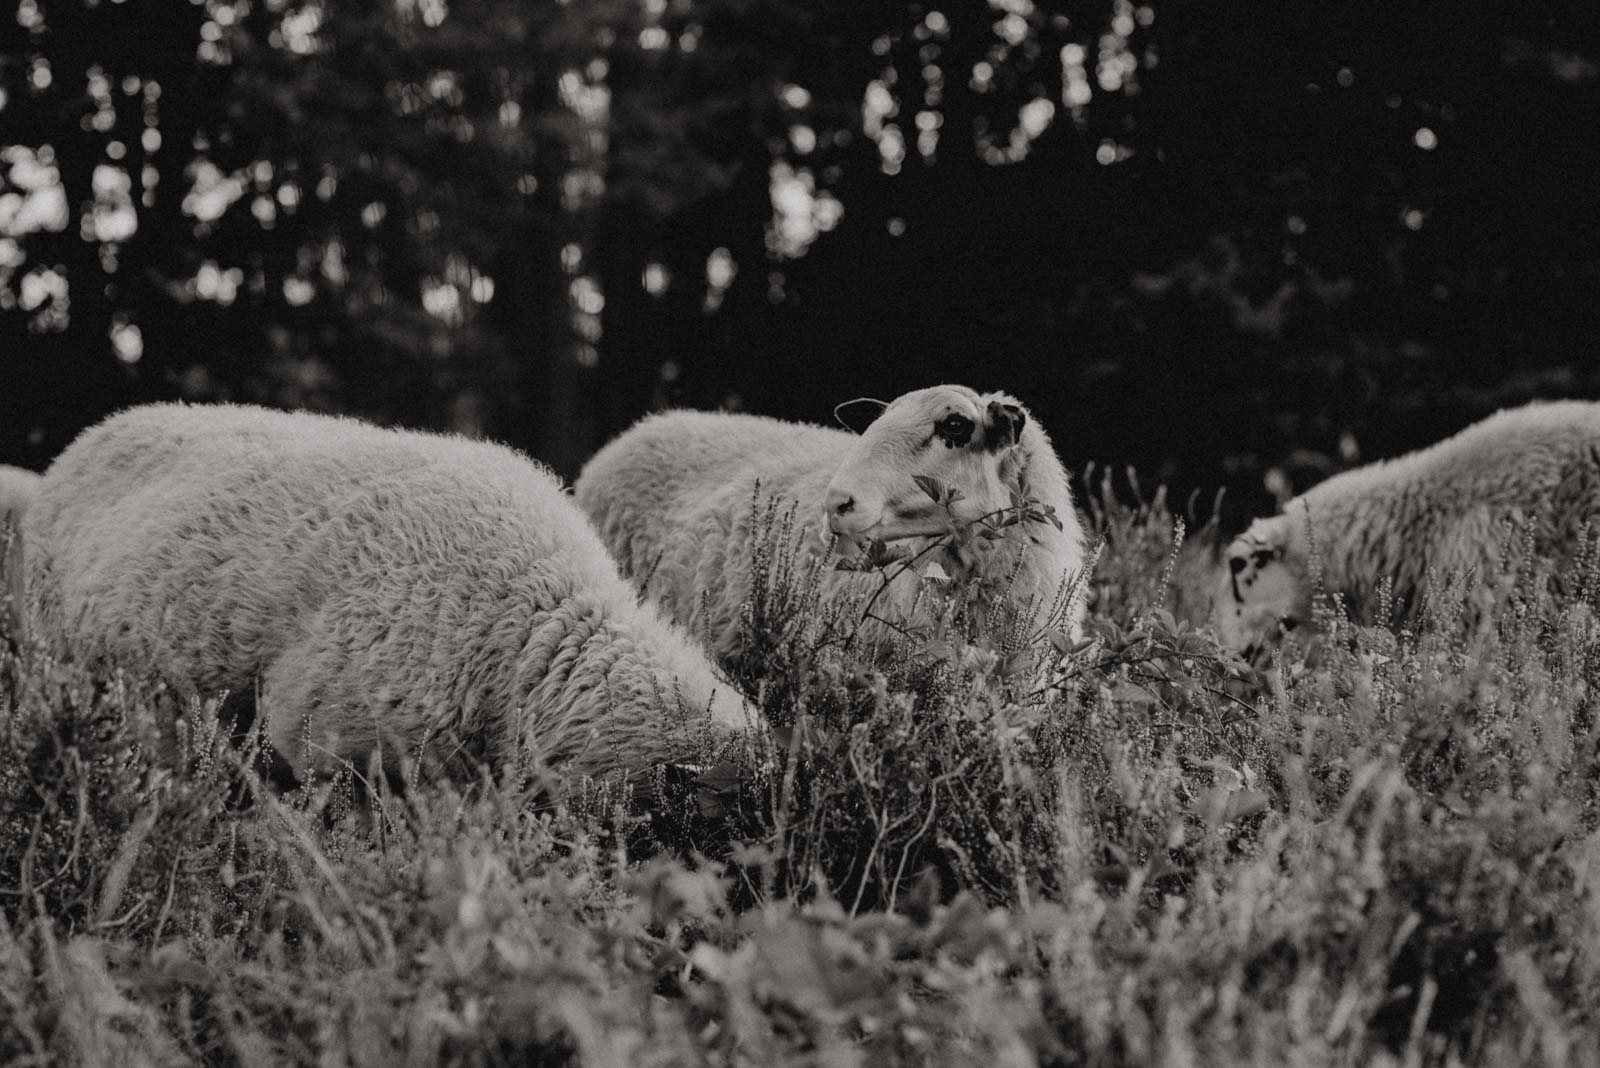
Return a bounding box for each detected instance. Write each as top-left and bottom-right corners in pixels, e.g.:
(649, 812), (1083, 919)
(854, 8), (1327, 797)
(1216, 517), (1309, 657)
(823, 385), (1029, 544)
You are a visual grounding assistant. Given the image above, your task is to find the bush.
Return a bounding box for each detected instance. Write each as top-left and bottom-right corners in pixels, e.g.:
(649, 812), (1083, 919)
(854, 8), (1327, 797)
(3, 478), (1598, 1066)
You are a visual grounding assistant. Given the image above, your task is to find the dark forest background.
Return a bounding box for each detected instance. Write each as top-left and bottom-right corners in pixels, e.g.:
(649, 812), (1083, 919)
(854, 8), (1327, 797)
(2, 0), (1597, 527)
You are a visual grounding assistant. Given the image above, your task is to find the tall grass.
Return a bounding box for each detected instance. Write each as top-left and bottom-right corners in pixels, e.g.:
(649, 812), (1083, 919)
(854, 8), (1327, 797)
(2, 479), (1598, 1067)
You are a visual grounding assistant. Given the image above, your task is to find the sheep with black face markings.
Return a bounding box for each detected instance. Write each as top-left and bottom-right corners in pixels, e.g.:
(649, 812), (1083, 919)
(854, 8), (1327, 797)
(573, 385), (1088, 660)
(23, 403), (750, 783)
(1217, 400), (1600, 656)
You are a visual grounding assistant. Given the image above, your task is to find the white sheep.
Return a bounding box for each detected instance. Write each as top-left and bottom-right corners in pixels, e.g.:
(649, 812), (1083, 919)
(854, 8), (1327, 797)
(573, 385), (1087, 660)
(23, 403), (750, 783)
(1, 464), (41, 643)
(1217, 400), (1600, 654)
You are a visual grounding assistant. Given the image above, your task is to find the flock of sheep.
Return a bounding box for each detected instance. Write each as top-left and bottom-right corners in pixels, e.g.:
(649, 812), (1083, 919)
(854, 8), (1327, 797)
(3, 387), (1599, 789)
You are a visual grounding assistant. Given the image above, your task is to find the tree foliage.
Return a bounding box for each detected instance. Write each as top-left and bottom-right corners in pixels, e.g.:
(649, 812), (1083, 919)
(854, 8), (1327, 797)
(2, 0), (1596, 506)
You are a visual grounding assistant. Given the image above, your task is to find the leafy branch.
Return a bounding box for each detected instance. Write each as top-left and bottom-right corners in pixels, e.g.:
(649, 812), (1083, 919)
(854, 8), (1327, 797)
(827, 475), (1064, 649)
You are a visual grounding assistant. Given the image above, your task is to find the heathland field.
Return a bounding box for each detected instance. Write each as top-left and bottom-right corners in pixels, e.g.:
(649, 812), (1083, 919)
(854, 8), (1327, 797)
(3, 483), (1598, 1067)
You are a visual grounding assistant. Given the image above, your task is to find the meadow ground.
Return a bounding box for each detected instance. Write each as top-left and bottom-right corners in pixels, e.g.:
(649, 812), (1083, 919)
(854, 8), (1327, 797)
(2, 479), (1599, 1067)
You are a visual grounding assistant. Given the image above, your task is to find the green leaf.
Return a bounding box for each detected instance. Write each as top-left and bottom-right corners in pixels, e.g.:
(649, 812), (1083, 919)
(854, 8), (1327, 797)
(912, 474), (946, 502)
(694, 763), (746, 818)
(694, 763), (746, 793)
(861, 537), (909, 568)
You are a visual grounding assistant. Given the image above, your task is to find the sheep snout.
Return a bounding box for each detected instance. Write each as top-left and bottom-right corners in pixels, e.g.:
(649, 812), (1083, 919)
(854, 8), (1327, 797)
(824, 484), (881, 536)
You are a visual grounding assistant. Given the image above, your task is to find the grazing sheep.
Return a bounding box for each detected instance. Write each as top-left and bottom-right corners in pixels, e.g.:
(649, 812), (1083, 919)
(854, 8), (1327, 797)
(1, 465), (41, 643)
(23, 404), (750, 783)
(1217, 400), (1600, 654)
(574, 385), (1087, 659)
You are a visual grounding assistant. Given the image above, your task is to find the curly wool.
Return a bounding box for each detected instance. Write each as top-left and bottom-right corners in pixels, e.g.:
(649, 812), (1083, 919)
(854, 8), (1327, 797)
(573, 388), (1085, 659)
(24, 404), (748, 782)
(1223, 400), (1600, 642)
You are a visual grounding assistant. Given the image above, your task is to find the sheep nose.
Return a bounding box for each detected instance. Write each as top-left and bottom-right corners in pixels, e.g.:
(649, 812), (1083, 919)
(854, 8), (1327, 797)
(1229, 556), (1248, 575)
(824, 489), (862, 534)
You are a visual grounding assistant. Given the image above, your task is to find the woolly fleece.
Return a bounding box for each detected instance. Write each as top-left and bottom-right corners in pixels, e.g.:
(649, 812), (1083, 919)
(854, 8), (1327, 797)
(24, 404), (748, 781)
(1218, 399), (1600, 649)
(574, 385), (1086, 659)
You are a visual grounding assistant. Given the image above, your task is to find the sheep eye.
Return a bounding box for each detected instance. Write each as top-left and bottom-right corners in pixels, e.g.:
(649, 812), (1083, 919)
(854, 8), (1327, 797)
(935, 413), (975, 448)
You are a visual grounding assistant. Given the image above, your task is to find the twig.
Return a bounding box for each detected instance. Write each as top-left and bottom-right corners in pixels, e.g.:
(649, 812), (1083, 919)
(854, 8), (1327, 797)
(95, 796), (162, 926)
(150, 852), (181, 945)
(848, 502), (1028, 636)
(40, 774), (92, 892)
(94, 892), (152, 931)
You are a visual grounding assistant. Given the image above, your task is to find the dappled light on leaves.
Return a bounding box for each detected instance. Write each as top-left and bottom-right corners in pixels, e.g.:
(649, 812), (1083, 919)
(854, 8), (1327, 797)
(0, 0), (1594, 534)
(108, 316), (142, 363)
(0, 148), (68, 237)
(767, 162), (842, 259)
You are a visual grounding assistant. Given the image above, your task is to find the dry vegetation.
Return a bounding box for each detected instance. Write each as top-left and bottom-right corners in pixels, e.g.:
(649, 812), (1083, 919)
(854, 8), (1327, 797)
(2, 478), (1599, 1068)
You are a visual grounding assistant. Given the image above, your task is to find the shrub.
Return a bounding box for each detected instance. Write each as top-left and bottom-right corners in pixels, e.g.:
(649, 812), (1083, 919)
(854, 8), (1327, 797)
(2, 476), (1598, 1066)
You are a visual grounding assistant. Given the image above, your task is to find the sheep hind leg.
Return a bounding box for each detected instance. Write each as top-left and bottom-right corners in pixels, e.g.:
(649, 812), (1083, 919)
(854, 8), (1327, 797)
(252, 689), (405, 833)
(214, 686), (302, 808)
(257, 643), (412, 834)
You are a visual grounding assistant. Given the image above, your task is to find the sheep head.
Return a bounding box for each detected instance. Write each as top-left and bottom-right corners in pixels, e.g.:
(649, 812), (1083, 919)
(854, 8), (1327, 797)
(823, 385), (1032, 545)
(1215, 515), (1310, 657)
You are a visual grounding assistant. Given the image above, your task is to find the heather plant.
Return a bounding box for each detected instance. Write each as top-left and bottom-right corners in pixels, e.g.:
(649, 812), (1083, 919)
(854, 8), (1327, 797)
(3, 477), (1599, 1066)
(1079, 462), (1225, 630)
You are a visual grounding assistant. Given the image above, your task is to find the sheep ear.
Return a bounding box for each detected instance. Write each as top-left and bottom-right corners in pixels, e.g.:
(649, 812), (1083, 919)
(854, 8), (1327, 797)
(834, 398), (888, 434)
(986, 401), (1026, 447)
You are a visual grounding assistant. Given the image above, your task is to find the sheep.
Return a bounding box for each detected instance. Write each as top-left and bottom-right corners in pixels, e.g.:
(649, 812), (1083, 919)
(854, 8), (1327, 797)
(573, 385), (1088, 661)
(1216, 400), (1600, 655)
(22, 403), (751, 784)
(1, 465), (41, 644)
